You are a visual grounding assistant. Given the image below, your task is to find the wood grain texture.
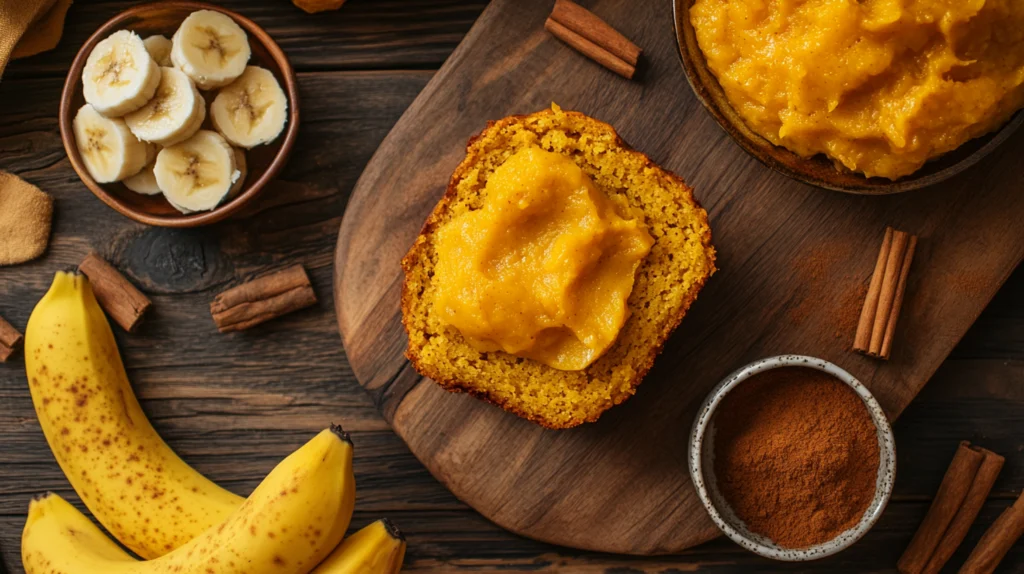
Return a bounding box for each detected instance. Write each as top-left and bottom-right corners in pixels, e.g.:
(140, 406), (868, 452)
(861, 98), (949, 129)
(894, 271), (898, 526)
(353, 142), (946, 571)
(0, 1), (1021, 572)
(334, 0), (1024, 556)
(4, 0), (488, 79)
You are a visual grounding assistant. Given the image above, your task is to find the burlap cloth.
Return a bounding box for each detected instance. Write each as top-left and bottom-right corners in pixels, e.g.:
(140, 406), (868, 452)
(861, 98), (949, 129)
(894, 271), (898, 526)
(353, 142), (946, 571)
(0, 0), (72, 78)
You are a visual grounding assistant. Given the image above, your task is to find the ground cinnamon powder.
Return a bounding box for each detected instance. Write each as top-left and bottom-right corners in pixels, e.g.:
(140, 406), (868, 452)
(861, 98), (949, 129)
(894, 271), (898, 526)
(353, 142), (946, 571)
(713, 367), (880, 548)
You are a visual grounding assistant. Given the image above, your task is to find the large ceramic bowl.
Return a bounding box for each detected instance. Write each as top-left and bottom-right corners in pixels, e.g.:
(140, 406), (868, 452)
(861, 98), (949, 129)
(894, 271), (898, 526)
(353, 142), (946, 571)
(672, 0), (1024, 194)
(688, 355), (896, 561)
(59, 1), (300, 227)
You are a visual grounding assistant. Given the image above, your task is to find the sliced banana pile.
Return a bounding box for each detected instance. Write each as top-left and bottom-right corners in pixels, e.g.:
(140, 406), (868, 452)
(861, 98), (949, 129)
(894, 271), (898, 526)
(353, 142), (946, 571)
(73, 10), (289, 214)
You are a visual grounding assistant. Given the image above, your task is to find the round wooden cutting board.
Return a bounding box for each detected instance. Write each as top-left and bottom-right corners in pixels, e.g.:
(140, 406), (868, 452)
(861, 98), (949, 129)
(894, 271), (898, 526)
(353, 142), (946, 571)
(333, 0), (1024, 555)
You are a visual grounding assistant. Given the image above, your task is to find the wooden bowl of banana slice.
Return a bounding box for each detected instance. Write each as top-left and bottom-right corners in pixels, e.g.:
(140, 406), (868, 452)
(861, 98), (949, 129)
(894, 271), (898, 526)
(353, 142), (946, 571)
(59, 2), (299, 227)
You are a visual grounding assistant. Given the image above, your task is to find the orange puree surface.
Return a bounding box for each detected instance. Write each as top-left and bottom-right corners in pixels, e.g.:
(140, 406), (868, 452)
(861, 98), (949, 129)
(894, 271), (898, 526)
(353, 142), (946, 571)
(431, 146), (654, 371)
(690, 0), (1024, 179)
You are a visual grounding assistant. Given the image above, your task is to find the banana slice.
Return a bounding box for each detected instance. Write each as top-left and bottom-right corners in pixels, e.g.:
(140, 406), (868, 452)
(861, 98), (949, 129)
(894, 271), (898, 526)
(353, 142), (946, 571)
(123, 146), (161, 195)
(155, 130), (240, 213)
(72, 104), (150, 183)
(82, 30), (160, 117)
(124, 67), (205, 145)
(210, 66), (288, 148)
(124, 164), (161, 195)
(143, 35), (173, 67)
(171, 10), (251, 90)
(179, 90), (209, 136)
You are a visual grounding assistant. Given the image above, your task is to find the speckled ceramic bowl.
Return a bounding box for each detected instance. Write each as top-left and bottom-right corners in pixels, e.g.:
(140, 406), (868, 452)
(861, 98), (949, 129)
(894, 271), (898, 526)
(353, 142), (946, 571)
(688, 355), (896, 561)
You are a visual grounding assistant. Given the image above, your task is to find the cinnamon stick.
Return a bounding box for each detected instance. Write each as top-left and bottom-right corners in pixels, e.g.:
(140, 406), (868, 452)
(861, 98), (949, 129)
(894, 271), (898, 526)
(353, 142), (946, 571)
(870, 229), (909, 355)
(959, 490), (1024, 574)
(922, 448), (1005, 574)
(210, 265), (317, 333)
(551, 0), (640, 66)
(545, 0), (640, 79)
(898, 442), (986, 574)
(854, 226), (917, 359)
(0, 314), (23, 362)
(881, 235), (917, 359)
(79, 252), (152, 332)
(854, 227), (893, 351)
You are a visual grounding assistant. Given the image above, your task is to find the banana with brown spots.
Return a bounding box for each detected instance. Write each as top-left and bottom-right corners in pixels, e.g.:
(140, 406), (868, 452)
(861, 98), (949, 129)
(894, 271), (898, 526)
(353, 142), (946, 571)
(22, 427), (356, 574)
(24, 272), (244, 558)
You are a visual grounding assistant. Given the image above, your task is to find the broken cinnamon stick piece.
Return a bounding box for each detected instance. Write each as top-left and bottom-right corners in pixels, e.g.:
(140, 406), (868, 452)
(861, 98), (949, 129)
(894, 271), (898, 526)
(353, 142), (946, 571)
(551, 0), (640, 66)
(210, 264), (317, 333)
(79, 252), (152, 332)
(854, 226), (917, 359)
(959, 490), (1024, 574)
(546, 0), (640, 79)
(0, 314), (23, 362)
(898, 442), (986, 574)
(922, 447), (1005, 574)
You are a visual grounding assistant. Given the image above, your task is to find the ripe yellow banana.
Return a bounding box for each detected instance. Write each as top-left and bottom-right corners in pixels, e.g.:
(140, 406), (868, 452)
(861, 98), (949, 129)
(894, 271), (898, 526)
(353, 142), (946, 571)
(24, 271), (243, 558)
(22, 427), (357, 574)
(313, 519), (407, 573)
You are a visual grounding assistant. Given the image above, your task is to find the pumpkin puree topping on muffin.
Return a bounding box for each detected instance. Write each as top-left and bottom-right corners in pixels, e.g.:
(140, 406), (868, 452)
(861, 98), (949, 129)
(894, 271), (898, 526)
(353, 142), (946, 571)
(431, 145), (655, 372)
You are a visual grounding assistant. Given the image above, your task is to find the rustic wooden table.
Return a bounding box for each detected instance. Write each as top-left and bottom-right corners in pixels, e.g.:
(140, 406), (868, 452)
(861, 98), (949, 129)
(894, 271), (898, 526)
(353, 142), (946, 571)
(0, 1), (1020, 572)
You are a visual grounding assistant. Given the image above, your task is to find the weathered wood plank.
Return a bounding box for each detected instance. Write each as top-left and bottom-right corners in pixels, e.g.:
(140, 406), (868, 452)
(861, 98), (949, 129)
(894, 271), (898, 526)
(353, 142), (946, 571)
(2, 0), (488, 79)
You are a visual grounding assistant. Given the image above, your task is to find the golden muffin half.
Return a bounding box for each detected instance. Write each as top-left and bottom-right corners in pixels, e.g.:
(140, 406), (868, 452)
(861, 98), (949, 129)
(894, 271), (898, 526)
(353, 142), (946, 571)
(401, 105), (715, 429)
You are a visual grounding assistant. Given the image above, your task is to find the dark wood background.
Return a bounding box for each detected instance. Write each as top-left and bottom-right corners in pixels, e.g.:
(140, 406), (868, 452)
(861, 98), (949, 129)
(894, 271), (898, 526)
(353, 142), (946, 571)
(0, 1), (1020, 571)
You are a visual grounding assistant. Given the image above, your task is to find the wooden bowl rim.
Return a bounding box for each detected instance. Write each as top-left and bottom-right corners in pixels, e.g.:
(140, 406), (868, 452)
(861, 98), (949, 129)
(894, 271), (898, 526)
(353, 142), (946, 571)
(59, 0), (300, 227)
(671, 0), (1023, 195)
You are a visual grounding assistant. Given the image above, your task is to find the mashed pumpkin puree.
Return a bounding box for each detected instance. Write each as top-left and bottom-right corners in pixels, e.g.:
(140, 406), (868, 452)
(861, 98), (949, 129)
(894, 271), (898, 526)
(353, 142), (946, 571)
(690, 0), (1024, 179)
(431, 146), (654, 371)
